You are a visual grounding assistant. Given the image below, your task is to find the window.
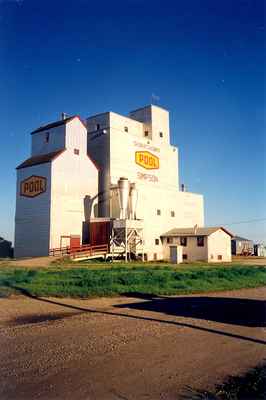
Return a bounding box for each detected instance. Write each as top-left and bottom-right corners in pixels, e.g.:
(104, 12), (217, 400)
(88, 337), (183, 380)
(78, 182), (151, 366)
(153, 253), (157, 260)
(155, 238), (160, 245)
(144, 253), (148, 261)
(157, 209), (161, 216)
(45, 132), (50, 143)
(144, 130), (149, 137)
(167, 237), (173, 244)
(197, 236), (204, 247)
(180, 237), (187, 246)
(218, 255), (223, 260)
(96, 123), (100, 130)
(171, 211), (175, 217)
(74, 148), (80, 155)
(183, 254), (187, 260)
(159, 131), (163, 138)
(124, 126), (128, 132)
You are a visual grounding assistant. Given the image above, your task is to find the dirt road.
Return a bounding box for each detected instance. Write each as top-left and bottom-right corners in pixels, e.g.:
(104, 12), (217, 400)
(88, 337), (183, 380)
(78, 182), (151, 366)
(0, 287), (265, 400)
(2, 255), (265, 268)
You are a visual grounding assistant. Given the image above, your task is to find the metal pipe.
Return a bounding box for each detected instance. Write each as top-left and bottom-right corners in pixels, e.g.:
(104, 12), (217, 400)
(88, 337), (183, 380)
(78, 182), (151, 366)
(129, 183), (138, 220)
(118, 177), (130, 219)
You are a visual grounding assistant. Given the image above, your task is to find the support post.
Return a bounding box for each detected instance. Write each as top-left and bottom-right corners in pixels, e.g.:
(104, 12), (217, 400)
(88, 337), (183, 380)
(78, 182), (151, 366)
(111, 228), (114, 263)
(125, 223), (128, 263)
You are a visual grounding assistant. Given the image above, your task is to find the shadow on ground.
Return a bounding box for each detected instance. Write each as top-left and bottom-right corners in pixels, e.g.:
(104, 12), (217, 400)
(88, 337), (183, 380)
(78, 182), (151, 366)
(116, 294), (266, 327)
(5, 285), (266, 346)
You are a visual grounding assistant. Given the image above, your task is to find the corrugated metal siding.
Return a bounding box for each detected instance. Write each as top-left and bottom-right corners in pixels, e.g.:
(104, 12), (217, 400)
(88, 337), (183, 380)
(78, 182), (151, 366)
(14, 163), (51, 258)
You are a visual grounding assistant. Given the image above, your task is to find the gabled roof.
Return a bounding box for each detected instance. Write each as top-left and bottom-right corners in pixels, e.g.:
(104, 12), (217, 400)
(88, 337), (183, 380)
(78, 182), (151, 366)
(31, 115), (86, 134)
(16, 150), (65, 170)
(161, 226), (233, 237)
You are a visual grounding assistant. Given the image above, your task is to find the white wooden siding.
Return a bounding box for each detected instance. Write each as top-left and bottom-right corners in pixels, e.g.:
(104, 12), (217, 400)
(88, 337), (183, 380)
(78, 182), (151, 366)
(14, 163), (51, 257)
(31, 125), (66, 156)
(49, 150), (98, 249)
(207, 229), (232, 262)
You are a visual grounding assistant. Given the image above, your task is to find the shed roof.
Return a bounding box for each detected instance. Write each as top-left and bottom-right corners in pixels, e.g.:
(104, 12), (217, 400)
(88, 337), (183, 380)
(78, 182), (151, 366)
(161, 226), (233, 237)
(232, 236), (252, 242)
(16, 150), (64, 170)
(31, 115), (86, 134)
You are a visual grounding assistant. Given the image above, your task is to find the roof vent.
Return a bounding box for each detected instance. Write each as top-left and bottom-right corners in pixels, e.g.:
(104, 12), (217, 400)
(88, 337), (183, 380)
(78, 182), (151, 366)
(181, 183), (186, 192)
(193, 224), (198, 234)
(61, 112), (67, 120)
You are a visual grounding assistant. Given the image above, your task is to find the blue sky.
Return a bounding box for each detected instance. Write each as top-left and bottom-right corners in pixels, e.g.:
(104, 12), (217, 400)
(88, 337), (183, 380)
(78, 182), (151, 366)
(0, 0), (265, 243)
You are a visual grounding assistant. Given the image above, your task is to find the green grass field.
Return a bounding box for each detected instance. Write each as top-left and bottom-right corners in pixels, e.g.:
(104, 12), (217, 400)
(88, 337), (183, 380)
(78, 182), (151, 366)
(0, 263), (265, 298)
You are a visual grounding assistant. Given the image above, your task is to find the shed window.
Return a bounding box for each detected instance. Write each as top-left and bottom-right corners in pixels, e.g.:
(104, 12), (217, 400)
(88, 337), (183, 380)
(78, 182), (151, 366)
(45, 132), (50, 143)
(124, 126), (128, 132)
(171, 211), (175, 217)
(159, 132), (163, 138)
(155, 238), (160, 245)
(180, 237), (187, 246)
(74, 148), (80, 155)
(157, 209), (161, 216)
(197, 236), (204, 247)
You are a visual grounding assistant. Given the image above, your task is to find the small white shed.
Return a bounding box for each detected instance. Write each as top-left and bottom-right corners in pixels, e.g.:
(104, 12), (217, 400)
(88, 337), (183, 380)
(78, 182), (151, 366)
(161, 226), (233, 263)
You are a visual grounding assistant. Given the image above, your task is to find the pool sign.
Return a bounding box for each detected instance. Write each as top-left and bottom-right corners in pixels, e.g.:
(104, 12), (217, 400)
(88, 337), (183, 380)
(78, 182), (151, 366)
(135, 151), (159, 170)
(20, 175), (47, 198)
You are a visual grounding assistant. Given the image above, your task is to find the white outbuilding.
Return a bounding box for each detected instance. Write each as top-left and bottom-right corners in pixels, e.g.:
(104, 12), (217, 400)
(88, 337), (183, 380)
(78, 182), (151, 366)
(161, 227), (233, 262)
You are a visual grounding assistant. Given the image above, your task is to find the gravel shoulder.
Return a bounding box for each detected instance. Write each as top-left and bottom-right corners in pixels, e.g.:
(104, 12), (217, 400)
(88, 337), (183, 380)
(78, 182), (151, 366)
(0, 287), (265, 400)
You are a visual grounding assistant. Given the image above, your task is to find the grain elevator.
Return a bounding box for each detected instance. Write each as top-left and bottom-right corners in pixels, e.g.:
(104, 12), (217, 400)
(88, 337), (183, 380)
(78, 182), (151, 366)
(86, 105), (204, 260)
(14, 105), (204, 260)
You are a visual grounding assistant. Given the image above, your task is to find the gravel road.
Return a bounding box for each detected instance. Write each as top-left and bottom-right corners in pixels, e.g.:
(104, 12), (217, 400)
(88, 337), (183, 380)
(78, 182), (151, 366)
(0, 287), (265, 400)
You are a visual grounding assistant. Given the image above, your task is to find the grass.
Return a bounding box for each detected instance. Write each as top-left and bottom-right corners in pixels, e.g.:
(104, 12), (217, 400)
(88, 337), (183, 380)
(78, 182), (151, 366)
(0, 263), (265, 298)
(184, 362), (266, 399)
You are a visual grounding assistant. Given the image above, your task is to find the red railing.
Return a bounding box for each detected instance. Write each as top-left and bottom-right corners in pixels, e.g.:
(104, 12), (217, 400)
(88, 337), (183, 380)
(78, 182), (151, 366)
(49, 246), (70, 257)
(49, 244), (109, 259)
(70, 244), (109, 259)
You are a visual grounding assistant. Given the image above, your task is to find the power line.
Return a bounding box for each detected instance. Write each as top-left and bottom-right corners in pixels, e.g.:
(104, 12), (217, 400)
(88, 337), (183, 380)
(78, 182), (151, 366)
(218, 218), (266, 226)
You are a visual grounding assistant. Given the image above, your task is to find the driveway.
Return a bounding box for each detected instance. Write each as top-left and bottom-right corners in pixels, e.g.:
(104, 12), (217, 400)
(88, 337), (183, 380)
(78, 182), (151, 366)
(0, 287), (265, 399)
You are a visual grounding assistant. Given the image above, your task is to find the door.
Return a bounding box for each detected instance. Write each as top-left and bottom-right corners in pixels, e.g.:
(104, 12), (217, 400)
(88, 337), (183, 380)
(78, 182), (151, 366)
(70, 235), (81, 250)
(170, 246), (177, 263)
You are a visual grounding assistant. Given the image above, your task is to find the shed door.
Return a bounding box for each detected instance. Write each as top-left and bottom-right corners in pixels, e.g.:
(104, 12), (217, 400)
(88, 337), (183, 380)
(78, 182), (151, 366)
(170, 246), (177, 263)
(70, 235), (80, 250)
